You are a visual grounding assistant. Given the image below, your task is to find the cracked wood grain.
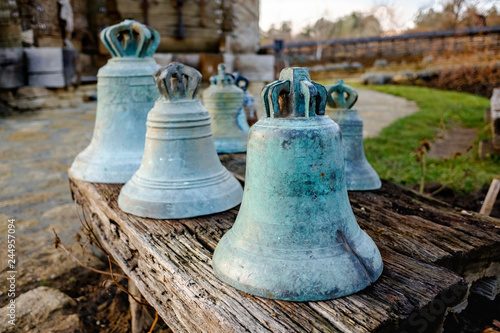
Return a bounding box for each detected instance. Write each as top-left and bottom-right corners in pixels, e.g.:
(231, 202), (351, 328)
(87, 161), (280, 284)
(68, 154), (500, 332)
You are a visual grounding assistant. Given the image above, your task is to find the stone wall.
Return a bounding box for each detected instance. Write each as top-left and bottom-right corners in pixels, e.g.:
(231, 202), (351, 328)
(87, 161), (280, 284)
(18, 0), (260, 54)
(231, 0), (259, 53)
(113, 0), (259, 54)
(16, 0), (89, 49)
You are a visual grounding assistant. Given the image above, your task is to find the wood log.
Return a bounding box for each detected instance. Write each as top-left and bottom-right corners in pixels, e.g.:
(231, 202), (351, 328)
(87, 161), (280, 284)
(71, 178), (469, 333)
(69, 153), (500, 332)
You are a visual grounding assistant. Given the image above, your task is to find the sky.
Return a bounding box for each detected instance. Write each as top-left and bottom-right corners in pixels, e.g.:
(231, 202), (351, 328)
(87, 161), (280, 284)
(259, 0), (500, 33)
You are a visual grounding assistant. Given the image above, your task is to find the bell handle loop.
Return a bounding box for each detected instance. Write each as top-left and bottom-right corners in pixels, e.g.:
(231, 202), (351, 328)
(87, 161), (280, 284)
(139, 28), (160, 57)
(300, 80), (317, 117)
(261, 81), (273, 117)
(100, 20), (157, 58)
(263, 80), (290, 118)
(131, 21), (150, 57)
(235, 75), (249, 91)
(223, 74), (235, 85)
(100, 28), (118, 57)
(105, 22), (142, 57)
(313, 82), (327, 116)
(326, 79), (358, 109)
(154, 62), (202, 101)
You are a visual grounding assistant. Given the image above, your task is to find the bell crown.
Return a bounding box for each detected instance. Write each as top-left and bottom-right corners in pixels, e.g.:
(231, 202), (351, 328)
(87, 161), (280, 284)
(154, 62), (202, 101)
(261, 67), (327, 118)
(100, 19), (160, 58)
(327, 79), (358, 109)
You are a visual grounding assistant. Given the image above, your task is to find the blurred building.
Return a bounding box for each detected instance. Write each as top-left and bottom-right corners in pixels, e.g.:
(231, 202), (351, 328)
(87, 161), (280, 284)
(0, 0), (273, 90)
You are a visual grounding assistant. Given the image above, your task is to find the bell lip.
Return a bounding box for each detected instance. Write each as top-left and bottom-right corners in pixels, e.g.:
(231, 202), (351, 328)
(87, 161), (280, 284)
(212, 228), (383, 302)
(117, 174), (243, 219)
(344, 164), (382, 191)
(345, 175), (382, 191)
(346, 182), (382, 191)
(68, 159), (140, 184)
(214, 139), (248, 154)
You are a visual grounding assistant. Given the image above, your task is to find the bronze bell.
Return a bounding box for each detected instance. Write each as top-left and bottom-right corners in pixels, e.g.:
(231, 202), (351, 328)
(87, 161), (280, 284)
(69, 20), (160, 183)
(202, 64), (248, 153)
(233, 72), (258, 126)
(326, 79), (381, 191)
(118, 63), (243, 219)
(212, 67), (383, 301)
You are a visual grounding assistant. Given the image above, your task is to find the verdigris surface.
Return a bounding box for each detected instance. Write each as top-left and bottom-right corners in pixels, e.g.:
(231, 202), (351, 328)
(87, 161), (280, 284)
(118, 62), (243, 219)
(212, 67), (383, 301)
(203, 64), (248, 153)
(326, 79), (381, 191)
(69, 20), (160, 183)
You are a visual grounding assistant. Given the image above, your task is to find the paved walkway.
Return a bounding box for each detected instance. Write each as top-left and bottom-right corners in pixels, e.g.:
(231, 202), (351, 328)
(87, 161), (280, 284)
(0, 102), (101, 320)
(0, 88), (418, 330)
(355, 88), (419, 138)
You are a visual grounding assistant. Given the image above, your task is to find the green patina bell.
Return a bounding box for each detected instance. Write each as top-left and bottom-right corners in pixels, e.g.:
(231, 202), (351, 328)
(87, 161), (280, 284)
(118, 63), (243, 219)
(212, 67), (383, 301)
(233, 72), (258, 126)
(202, 64), (248, 153)
(326, 79), (381, 191)
(69, 20), (161, 183)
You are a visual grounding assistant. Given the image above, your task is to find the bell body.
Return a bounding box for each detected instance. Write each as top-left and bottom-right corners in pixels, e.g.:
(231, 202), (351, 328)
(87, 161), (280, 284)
(234, 72), (258, 126)
(330, 109), (381, 191)
(69, 57), (160, 183)
(241, 90), (258, 126)
(212, 116), (383, 301)
(203, 67), (248, 153)
(118, 62), (243, 219)
(69, 20), (161, 183)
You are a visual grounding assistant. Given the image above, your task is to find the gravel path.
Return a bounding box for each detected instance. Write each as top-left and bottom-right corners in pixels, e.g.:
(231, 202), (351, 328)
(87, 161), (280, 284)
(355, 88), (419, 138)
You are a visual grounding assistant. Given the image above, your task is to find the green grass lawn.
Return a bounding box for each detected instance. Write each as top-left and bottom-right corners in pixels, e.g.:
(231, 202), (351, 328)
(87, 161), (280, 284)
(339, 84), (498, 194)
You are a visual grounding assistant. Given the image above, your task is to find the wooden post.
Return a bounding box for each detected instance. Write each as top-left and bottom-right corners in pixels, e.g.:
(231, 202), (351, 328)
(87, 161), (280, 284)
(480, 178), (500, 216)
(129, 280), (154, 333)
(491, 88), (500, 149)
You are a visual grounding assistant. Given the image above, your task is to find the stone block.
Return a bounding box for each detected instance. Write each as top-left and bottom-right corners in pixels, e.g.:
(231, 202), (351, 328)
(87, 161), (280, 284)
(16, 86), (50, 99)
(42, 96), (61, 109)
(373, 59), (388, 67)
(0, 47), (25, 88)
(234, 54), (275, 82)
(25, 47), (65, 88)
(0, 287), (77, 332)
(479, 140), (500, 159)
(153, 53), (173, 67)
(223, 53), (235, 73)
(7, 87), (51, 111)
(393, 71), (416, 84)
(361, 72), (393, 85)
(172, 54), (201, 69)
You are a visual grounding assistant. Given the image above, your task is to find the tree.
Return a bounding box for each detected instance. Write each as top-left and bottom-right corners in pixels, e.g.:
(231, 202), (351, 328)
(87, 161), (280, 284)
(411, 0), (499, 31)
(261, 21), (294, 45)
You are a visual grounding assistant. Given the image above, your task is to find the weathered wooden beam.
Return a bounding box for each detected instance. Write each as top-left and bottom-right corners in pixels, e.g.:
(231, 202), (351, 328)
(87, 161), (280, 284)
(69, 153), (500, 332)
